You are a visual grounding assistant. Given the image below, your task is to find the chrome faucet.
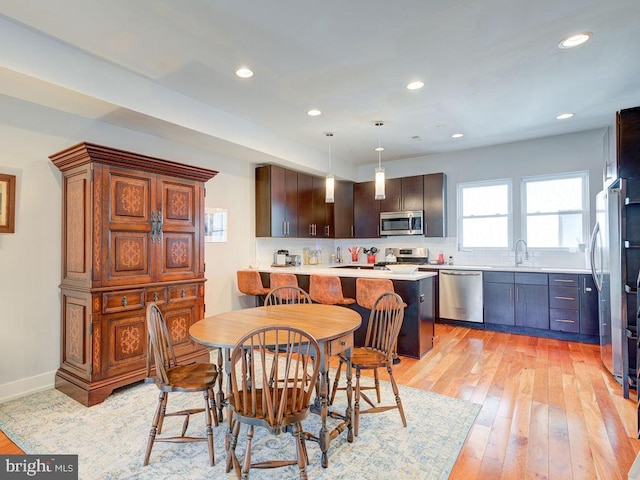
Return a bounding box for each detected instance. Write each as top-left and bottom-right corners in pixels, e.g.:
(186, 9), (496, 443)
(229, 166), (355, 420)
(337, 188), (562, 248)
(514, 238), (529, 266)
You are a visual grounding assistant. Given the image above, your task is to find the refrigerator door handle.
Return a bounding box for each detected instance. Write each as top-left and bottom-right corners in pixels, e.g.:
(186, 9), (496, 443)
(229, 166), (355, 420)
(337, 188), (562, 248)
(589, 221), (602, 292)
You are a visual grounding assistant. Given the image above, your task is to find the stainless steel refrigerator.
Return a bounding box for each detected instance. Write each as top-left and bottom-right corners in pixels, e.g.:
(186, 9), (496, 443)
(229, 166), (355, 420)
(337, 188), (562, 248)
(590, 186), (623, 382)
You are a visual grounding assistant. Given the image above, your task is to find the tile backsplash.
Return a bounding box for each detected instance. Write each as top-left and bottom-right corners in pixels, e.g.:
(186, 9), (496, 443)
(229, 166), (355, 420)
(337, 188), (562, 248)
(254, 236), (590, 270)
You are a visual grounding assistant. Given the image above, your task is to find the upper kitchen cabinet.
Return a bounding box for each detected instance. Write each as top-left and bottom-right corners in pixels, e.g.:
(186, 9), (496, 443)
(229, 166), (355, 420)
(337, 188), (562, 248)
(423, 173), (447, 237)
(618, 107), (640, 179)
(298, 173), (328, 238)
(256, 165), (298, 237)
(380, 175), (424, 212)
(331, 179), (355, 238)
(354, 181), (381, 238)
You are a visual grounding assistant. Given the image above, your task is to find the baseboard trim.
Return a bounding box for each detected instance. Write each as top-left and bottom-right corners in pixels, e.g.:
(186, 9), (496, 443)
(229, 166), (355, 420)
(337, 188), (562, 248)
(0, 371), (56, 404)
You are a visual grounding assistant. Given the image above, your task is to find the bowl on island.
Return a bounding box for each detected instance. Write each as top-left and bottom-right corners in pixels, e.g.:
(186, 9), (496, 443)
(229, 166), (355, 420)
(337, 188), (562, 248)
(386, 264), (418, 274)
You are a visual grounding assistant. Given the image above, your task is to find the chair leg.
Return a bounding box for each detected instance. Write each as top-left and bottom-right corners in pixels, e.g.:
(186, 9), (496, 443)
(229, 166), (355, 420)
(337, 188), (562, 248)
(329, 359), (343, 406)
(241, 425), (255, 480)
(226, 417), (241, 475)
(387, 365), (407, 427)
(203, 390), (215, 466)
(143, 391), (167, 466)
(354, 367), (361, 437)
(373, 367), (381, 403)
(292, 422), (309, 480)
(208, 388), (219, 428)
(156, 391), (169, 434)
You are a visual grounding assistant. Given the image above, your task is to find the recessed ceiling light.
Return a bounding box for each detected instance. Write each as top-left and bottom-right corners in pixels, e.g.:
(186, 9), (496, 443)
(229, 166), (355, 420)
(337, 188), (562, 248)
(556, 113), (574, 120)
(558, 32), (592, 49)
(406, 81), (424, 90)
(235, 67), (253, 78)
(451, 133), (464, 138)
(307, 109), (322, 117)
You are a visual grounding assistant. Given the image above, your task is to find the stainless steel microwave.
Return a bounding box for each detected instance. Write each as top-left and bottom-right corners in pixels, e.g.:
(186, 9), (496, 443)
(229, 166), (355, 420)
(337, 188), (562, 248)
(380, 210), (424, 236)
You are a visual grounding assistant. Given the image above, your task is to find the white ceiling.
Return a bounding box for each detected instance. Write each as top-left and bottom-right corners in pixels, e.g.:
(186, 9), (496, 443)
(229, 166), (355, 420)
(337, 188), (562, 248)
(1, 0), (639, 176)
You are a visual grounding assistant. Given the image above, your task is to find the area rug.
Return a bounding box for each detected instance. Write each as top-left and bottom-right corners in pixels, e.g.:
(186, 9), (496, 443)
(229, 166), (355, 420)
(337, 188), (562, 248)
(0, 379), (479, 480)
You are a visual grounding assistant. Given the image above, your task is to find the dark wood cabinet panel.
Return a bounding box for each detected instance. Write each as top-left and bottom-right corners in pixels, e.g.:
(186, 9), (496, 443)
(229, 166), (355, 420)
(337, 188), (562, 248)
(380, 176), (423, 212)
(332, 180), (354, 238)
(51, 142), (216, 406)
(401, 175), (424, 211)
(423, 173), (447, 237)
(353, 181), (380, 238)
(380, 178), (402, 212)
(255, 165), (298, 237)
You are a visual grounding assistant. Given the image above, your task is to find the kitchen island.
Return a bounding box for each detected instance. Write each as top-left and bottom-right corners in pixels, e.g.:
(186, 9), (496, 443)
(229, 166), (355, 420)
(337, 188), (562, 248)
(255, 264), (437, 358)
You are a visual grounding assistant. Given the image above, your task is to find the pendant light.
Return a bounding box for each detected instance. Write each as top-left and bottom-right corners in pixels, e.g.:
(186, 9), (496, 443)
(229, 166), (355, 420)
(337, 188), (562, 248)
(325, 132), (335, 203)
(374, 121), (385, 200)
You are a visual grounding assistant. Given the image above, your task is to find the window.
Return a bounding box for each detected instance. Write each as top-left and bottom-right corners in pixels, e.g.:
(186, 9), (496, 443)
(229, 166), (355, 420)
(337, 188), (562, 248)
(522, 171), (588, 249)
(458, 179), (512, 249)
(204, 207), (228, 243)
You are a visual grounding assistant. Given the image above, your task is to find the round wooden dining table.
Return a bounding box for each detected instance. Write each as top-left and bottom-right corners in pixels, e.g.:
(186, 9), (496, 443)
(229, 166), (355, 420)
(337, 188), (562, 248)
(189, 303), (362, 468)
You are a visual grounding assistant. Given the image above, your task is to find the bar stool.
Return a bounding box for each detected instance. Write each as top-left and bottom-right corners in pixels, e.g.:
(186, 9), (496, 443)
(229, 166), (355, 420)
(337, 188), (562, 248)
(237, 270), (270, 306)
(356, 278), (398, 309)
(309, 275), (356, 305)
(269, 272), (299, 289)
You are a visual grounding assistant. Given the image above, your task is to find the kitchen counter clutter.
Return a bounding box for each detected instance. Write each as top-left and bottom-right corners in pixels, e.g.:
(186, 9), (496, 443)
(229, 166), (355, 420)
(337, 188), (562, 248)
(255, 263), (437, 280)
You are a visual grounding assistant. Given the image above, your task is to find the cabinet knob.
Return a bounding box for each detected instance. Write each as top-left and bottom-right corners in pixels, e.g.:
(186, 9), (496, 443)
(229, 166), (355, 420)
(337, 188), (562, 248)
(181, 289), (186, 298)
(122, 296), (127, 307)
(153, 292), (158, 302)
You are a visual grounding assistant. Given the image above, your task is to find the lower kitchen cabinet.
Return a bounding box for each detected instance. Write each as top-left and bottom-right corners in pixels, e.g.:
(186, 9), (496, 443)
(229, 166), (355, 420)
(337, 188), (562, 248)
(484, 272), (515, 326)
(514, 273), (549, 329)
(482, 270), (598, 342)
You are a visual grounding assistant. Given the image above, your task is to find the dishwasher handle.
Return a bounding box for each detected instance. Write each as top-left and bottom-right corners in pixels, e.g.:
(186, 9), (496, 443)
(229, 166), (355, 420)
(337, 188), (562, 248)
(440, 271), (482, 276)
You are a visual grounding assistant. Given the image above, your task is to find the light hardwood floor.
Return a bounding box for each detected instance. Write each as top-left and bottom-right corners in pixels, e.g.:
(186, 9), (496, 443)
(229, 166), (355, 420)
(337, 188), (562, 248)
(2, 323), (638, 478)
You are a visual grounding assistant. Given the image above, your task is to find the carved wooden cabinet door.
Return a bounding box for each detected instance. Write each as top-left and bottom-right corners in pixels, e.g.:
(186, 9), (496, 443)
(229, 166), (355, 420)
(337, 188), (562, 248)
(156, 175), (202, 282)
(103, 166), (155, 286)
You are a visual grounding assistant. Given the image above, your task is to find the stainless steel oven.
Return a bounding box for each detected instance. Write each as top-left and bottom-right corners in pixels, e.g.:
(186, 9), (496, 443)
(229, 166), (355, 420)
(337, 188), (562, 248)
(380, 210), (424, 236)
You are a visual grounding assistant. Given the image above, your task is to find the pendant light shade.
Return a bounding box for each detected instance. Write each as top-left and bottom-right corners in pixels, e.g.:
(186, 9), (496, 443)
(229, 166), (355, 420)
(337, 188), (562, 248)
(325, 132), (335, 203)
(374, 121), (385, 200)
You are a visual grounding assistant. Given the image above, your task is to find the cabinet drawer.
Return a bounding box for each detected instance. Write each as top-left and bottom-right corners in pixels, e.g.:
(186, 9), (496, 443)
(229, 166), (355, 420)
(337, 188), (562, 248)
(102, 289), (145, 313)
(549, 273), (578, 287)
(328, 333), (354, 356)
(168, 284), (199, 303)
(483, 271), (514, 284)
(146, 287), (167, 304)
(550, 308), (579, 333)
(514, 272), (548, 285)
(549, 286), (579, 309)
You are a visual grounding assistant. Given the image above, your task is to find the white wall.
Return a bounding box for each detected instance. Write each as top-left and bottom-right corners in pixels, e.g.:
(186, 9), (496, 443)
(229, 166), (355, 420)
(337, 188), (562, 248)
(0, 98), (257, 402)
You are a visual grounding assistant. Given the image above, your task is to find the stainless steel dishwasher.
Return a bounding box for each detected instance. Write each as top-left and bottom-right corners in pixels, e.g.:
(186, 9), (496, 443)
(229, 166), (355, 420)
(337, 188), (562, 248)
(439, 270), (484, 323)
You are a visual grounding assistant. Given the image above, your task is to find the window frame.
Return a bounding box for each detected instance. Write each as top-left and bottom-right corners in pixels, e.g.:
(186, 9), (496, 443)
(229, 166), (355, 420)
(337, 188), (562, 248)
(520, 170), (589, 251)
(457, 178), (513, 251)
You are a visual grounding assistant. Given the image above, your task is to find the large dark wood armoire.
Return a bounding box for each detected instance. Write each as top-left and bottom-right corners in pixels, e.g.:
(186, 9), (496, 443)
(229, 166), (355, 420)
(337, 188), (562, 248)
(50, 143), (218, 406)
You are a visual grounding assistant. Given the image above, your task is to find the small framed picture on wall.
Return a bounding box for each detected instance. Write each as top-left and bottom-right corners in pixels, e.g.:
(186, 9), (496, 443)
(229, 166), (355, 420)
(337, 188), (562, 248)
(0, 173), (16, 233)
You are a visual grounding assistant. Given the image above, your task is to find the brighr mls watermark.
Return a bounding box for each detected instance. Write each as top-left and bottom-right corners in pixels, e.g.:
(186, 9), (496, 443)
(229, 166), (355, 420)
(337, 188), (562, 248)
(1, 455), (77, 479)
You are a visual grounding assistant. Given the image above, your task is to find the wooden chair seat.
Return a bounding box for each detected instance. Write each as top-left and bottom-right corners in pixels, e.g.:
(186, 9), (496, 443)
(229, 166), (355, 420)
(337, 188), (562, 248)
(346, 347), (387, 369)
(163, 364), (218, 392)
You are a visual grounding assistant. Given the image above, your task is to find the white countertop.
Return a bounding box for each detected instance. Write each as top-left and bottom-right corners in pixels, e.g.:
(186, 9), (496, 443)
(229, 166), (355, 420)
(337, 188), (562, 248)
(256, 264), (437, 281)
(258, 262), (591, 277)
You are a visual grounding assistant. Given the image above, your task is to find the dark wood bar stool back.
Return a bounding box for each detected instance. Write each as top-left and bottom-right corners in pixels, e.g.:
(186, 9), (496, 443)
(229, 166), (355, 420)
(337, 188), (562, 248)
(143, 303), (219, 467)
